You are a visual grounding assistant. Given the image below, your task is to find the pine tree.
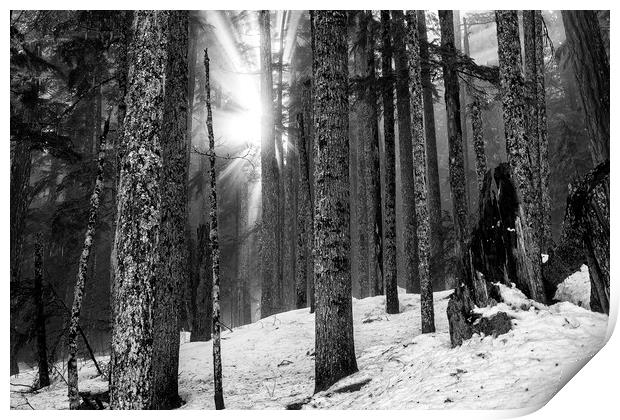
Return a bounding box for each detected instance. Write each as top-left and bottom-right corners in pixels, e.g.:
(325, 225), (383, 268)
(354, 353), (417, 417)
(406, 10), (435, 333)
(312, 10), (358, 393)
(380, 11), (399, 315)
(438, 10), (469, 283)
(350, 11), (370, 298)
(416, 10), (442, 278)
(359, 11), (384, 298)
(295, 111), (312, 308)
(495, 10), (546, 303)
(392, 10), (419, 294)
(203, 48), (225, 410)
(259, 10), (280, 318)
(110, 11), (172, 409)
(150, 10), (189, 409)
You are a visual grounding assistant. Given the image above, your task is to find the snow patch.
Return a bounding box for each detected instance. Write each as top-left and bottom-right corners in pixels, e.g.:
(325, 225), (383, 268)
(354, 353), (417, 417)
(554, 265), (591, 310)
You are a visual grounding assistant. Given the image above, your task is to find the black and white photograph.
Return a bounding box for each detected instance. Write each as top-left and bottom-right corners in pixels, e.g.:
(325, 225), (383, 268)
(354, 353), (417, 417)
(8, 5), (613, 411)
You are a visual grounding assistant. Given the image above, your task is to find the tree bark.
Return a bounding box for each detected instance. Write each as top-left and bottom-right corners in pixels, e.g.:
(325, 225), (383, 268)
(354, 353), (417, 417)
(150, 11), (188, 410)
(110, 11), (170, 409)
(295, 112), (312, 308)
(470, 96), (487, 192)
(191, 224), (213, 341)
(495, 10), (546, 303)
(417, 11), (442, 279)
(312, 10), (358, 394)
(68, 116), (110, 409)
(259, 10), (281, 318)
(392, 10), (419, 295)
(204, 48), (225, 410)
(439, 10), (470, 284)
(561, 11), (610, 165)
(406, 11), (434, 333)
(380, 10), (399, 315)
(350, 11), (370, 298)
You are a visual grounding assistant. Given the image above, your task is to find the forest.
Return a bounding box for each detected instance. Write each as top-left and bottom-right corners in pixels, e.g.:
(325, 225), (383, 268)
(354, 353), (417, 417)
(9, 9), (610, 410)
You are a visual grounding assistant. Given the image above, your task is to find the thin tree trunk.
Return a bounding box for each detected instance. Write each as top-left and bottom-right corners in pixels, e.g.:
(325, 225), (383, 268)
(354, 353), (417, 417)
(259, 10), (280, 318)
(380, 10), (399, 315)
(204, 48), (225, 410)
(417, 10), (442, 279)
(438, 10), (470, 284)
(392, 10), (419, 294)
(312, 10), (358, 393)
(561, 10), (610, 165)
(67, 116), (110, 410)
(295, 112), (311, 308)
(406, 11), (435, 333)
(495, 10), (546, 303)
(34, 233), (50, 388)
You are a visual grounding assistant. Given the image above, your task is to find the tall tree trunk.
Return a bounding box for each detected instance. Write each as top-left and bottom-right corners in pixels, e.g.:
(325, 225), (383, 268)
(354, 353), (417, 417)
(438, 10), (470, 284)
(495, 10), (546, 303)
(259, 10), (280, 318)
(561, 10), (610, 165)
(355, 11), (384, 298)
(149, 10), (189, 410)
(523, 10), (550, 253)
(417, 10), (442, 279)
(295, 112), (311, 308)
(312, 10), (358, 393)
(350, 12), (369, 298)
(110, 11), (171, 409)
(275, 11), (288, 312)
(204, 48), (225, 410)
(380, 11), (399, 315)
(34, 233), (50, 388)
(454, 11), (472, 216)
(406, 11), (435, 333)
(392, 10), (419, 294)
(67, 116), (110, 409)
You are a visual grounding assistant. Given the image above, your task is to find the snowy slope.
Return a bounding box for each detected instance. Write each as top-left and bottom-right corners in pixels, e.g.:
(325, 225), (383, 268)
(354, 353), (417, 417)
(11, 280), (608, 410)
(554, 265), (591, 310)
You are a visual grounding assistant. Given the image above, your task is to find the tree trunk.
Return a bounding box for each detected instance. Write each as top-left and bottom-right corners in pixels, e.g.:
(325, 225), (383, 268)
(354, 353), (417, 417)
(259, 10), (280, 318)
(392, 10), (419, 295)
(34, 233), (50, 388)
(470, 96), (487, 192)
(350, 12), (370, 298)
(68, 117), (110, 409)
(417, 11), (442, 279)
(406, 11), (434, 333)
(312, 10), (358, 393)
(110, 11), (170, 409)
(204, 48), (225, 410)
(561, 10), (609, 165)
(438, 10), (470, 284)
(295, 112), (311, 309)
(356, 11), (384, 298)
(150, 11), (188, 410)
(495, 10), (546, 303)
(380, 10), (399, 315)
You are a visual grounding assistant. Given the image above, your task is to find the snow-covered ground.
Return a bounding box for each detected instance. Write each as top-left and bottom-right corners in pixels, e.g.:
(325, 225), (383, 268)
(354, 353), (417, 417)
(555, 265), (591, 310)
(11, 272), (608, 410)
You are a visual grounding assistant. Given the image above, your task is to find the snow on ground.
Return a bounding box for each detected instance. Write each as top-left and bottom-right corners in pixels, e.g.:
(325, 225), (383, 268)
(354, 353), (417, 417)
(11, 279), (608, 410)
(555, 265), (591, 310)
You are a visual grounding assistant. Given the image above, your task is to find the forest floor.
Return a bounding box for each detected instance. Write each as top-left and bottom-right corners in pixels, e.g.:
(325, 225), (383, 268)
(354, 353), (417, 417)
(10, 265), (608, 410)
